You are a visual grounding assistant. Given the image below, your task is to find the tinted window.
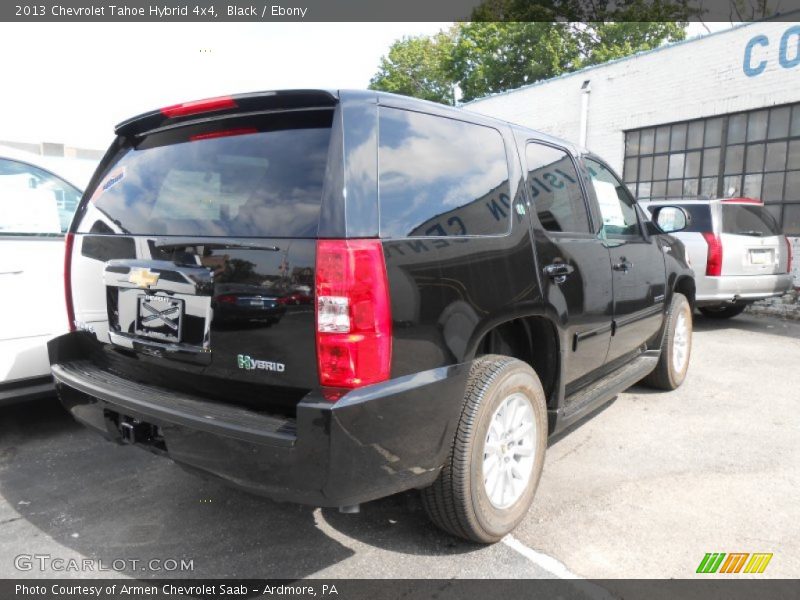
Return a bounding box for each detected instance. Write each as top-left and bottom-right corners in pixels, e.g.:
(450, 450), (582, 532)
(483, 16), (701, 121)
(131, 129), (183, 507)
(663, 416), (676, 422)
(687, 204), (713, 231)
(84, 112), (332, 237)
(525, 143), (590, 233)
(0, 158), (81, 234)
(722, 204), (781, 237)
(784, 204), (800, 235)
(585, 158), (640, 237)
(378, 108), (510, 238)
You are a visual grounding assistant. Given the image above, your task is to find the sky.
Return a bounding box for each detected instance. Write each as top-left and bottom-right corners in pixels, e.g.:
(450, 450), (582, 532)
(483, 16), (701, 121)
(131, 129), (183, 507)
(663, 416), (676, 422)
(0, 21), (729, 151)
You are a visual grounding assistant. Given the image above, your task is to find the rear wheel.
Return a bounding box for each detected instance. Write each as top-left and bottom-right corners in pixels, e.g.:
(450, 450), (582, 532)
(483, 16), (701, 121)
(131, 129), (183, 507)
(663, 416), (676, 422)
(421, 355), (548, 543)
(641, 292), (692, 390)
(698, 304), (747, 319)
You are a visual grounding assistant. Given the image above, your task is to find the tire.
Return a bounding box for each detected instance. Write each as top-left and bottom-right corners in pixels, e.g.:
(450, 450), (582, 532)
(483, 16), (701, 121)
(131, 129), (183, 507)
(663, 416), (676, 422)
(421, 355), (548, 543)
(641, 292), (692, 390)
(698, 304), (747, 319)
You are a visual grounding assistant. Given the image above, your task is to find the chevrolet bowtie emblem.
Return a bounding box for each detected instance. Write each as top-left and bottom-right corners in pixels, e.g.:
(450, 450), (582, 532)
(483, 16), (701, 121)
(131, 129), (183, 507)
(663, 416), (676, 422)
(128, 268), (160, 289)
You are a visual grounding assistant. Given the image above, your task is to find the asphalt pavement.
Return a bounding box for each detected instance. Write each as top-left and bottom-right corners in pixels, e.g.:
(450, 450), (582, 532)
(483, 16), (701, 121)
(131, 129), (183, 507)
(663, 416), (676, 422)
(1, 313), (797, 580)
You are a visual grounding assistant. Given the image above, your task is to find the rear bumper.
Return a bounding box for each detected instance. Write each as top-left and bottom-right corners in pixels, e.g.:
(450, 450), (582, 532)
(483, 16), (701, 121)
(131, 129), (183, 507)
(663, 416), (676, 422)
(48, 332), (468, 507)
(695, 273), (793, 305)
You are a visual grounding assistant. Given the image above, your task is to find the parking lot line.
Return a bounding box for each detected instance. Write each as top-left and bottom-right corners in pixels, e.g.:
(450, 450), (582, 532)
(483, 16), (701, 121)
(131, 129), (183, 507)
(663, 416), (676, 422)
(502, 534), (580, 579)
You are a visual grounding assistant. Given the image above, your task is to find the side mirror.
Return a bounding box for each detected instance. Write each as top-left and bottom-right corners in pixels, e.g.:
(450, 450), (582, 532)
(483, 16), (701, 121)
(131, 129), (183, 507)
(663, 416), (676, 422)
(653, 206), (689, 233)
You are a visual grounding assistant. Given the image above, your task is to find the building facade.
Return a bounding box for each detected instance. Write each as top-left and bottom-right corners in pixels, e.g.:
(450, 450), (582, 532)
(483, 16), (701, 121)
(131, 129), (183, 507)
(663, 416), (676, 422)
(465, 20), (800, 245)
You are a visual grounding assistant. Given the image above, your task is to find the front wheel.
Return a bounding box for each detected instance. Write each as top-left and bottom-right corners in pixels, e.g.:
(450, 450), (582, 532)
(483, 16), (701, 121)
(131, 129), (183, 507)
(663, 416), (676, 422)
(421, 355), (548, 543)
(699, 304), (747, 319)
(641, 292), (692, 390)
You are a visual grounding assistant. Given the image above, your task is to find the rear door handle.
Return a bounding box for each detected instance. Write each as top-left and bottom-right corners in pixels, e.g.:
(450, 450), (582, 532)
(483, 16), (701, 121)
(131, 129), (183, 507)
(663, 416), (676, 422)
(544, 263), (575, 284)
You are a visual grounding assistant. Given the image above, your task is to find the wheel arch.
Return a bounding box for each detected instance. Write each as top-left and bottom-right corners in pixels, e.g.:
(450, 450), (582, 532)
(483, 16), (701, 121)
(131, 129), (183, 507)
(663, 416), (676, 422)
(673, 275), (696, 310)
(466, 314), (561, 411)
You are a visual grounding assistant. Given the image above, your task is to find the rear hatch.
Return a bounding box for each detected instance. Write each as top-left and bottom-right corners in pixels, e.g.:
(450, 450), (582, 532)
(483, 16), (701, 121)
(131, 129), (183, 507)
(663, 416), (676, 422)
(718, 201), (788, 276)
(68, 92), (336, 416)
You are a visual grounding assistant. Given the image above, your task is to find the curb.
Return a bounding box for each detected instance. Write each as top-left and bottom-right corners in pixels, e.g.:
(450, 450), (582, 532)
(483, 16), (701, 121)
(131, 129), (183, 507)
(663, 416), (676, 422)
(746, 290), (800, 321)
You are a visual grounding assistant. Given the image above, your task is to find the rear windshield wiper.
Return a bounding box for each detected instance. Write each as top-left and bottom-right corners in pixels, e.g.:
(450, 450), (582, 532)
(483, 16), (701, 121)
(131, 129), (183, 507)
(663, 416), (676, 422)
(153, 240), (281, 252)
(733, 230), (765, 237)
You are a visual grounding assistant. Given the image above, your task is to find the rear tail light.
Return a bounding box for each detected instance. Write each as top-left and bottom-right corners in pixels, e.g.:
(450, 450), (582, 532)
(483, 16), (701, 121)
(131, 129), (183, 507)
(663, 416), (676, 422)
(786, 237), (794, 274)
(315, 239), (392, 392)
(702, 232), (723, 276)
(160, 95), (237, 118)
(64, 232), (76, 332)
(215, 294), (238, 304)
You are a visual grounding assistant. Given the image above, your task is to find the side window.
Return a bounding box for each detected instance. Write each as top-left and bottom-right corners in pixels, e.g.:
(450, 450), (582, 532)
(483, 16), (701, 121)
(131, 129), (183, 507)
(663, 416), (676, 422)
(0, 158), (82, 235)
(378, 107), (510, 238)
(585, 158), (640, 238)
(525, 142), (591, 233)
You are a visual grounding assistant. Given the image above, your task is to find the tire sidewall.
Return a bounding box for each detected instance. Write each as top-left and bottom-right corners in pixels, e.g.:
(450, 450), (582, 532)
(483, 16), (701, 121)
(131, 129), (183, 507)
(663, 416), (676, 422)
(664, 294), (692, 388)
(467, 364), (548, 540)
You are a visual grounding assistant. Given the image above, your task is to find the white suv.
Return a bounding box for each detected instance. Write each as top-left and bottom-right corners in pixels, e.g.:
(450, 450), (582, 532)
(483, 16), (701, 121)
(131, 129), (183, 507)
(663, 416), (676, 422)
(642, 198), (794, 319)
(0, 146), (96, 404)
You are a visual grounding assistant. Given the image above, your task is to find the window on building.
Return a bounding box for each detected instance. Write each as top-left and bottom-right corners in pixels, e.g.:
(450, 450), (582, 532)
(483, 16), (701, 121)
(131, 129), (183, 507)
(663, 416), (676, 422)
(624, 101), (800, 231)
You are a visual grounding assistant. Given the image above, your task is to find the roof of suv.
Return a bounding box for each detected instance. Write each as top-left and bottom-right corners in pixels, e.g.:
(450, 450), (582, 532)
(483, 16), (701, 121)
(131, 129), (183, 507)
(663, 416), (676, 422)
(114, 88), (583, 159)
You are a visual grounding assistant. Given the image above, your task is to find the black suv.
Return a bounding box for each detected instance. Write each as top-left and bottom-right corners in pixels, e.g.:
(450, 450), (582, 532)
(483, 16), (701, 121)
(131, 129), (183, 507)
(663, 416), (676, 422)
(49, 89), (695, 543)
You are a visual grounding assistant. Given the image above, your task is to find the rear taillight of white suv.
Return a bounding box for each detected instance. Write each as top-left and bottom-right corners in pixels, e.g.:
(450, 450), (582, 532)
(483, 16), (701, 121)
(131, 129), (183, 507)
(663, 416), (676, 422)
(315, 239), (392, 391)
(786, 237), (793, 274)
(702, 232), (723, 276)
(64, 232), (76, 332)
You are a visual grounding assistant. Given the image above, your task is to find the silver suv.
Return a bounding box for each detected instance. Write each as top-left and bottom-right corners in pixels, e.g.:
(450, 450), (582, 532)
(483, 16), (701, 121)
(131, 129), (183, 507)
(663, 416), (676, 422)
(641, 198), (794, 319)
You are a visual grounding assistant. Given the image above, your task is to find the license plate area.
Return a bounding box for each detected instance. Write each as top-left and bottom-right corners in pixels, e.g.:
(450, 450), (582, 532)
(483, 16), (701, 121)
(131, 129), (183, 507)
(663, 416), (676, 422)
(135, 294), (184, 343)
(749, 249), (774, 265)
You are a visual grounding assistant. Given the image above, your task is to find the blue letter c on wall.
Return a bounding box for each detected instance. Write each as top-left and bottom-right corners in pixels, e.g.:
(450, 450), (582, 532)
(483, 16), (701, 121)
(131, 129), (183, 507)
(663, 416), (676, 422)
(744, 35), (769, 77)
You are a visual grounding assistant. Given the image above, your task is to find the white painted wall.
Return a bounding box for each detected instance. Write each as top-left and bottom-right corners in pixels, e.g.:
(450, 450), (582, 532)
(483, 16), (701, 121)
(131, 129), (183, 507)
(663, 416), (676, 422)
(465, 21), (800, 175)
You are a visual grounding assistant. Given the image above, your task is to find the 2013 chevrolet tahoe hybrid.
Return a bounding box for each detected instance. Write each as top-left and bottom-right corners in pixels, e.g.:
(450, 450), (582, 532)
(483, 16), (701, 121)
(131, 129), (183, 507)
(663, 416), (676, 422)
(48, 89), (695, 542)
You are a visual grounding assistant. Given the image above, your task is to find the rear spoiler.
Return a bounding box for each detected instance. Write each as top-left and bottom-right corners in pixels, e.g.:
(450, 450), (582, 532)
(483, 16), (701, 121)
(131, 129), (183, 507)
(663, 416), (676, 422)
(115, 89), (339, 138)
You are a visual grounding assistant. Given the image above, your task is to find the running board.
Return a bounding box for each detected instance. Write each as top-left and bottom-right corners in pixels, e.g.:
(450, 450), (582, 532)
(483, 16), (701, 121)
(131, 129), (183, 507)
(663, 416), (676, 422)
(554, 354), (659, 434)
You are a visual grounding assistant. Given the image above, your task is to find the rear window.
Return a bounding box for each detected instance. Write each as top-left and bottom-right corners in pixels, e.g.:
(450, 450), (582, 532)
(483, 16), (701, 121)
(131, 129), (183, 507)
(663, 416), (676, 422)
(83, 111), (332, 238)
(722, 204), (781, 237)
(646, 203), (712, 233)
